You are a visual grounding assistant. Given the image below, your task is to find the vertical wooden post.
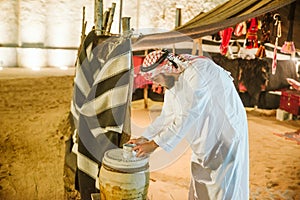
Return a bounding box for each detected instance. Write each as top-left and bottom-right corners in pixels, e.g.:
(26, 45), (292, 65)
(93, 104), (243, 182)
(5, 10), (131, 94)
(143, 87), (148, 109)
(192, 38), (203, 56)
(102, 10), (109, 32)
(122, 17), (131, 33)
(105, 3), (116, 35)
(119, 0), (123, 34)
(198, 38), (203, 56)
(173, 8), (182, 55)
(75, 6), (87, 70)
(94, 0), (103, 36)
(175, 8), (182, 28)
(192, 40), (197, 55)
(144, 49), (148, 109)
(81, 7), (87, 45)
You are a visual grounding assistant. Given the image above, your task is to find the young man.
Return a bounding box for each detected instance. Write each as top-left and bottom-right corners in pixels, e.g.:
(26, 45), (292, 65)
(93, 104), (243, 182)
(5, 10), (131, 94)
(129, 49), (249, 200)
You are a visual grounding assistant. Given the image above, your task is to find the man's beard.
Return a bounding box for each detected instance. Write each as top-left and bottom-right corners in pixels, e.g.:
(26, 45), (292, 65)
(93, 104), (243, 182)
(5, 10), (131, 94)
(163, 74), (176, 89)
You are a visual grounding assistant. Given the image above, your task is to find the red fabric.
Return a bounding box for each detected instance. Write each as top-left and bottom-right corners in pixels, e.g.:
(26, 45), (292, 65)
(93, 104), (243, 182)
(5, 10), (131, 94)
(245, 18), (259, 49)
(133, 56), (166, 95)
(238, 82), (248, 92)
(133, 56), (152, 89)
(219, 27), (234, 55)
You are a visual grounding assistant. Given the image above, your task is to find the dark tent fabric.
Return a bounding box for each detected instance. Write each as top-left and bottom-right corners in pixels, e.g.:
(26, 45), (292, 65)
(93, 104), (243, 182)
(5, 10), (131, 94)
(70, 30), (133, 200)
(132, 0), (300, 51)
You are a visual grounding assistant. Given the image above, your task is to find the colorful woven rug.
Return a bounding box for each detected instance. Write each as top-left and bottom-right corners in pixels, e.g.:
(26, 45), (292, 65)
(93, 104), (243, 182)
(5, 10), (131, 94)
(274, 129), (300, 145)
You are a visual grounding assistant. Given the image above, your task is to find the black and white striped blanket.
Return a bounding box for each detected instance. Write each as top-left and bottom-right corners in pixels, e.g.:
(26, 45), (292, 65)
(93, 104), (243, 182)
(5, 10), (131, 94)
(70, 30), (133, 199)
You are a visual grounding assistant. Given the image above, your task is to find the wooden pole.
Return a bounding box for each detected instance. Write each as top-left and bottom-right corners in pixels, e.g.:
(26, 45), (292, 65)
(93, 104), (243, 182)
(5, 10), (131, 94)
(122, 17), (131, 33)
(94, 0), (103, 36)
(198, 38), (203, 56)
(119, 0), (123, 34)
(75, 6), (87, 69)
(192, 41), (197, 55)
(105, 3), (116, 35)
(192, 39), (203, 56)
(175, 8), (182, 28)
(144, 49), (148, 109)
(173, 8), (182, 54)
(102, 9), (109, 32)
(81, 7), (87, 44)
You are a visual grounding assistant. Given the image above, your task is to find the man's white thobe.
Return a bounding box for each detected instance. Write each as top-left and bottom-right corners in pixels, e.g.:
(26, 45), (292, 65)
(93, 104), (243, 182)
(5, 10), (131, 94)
(143, 57), (249, 200)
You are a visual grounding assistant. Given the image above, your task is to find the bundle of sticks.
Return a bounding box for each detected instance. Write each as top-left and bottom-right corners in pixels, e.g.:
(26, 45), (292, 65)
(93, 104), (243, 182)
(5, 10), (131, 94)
(76, 1), (118, 66)
(94, 0), (116, 36)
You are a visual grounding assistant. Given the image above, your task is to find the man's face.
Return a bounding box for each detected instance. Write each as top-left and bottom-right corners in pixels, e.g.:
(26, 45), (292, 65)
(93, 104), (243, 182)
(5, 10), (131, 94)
(151, 73), (176, 89)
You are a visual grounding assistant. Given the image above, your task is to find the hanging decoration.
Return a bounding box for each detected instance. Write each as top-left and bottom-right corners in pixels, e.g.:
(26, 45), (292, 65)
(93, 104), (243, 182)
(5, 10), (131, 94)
(234, 21), (247, 37)
(245, 18), (259, 49)
(219, 27), (234, 55)
(271, 14), (281, 75)
(281, 1), (296, 55)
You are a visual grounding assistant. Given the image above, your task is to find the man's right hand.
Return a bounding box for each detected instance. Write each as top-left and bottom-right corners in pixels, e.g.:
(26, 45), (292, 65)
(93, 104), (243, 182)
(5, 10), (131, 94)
(132, 140), (159, 157)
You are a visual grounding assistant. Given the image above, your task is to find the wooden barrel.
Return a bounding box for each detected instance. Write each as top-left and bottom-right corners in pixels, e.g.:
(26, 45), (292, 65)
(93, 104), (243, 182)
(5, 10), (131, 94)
(99, 148), (149, 200)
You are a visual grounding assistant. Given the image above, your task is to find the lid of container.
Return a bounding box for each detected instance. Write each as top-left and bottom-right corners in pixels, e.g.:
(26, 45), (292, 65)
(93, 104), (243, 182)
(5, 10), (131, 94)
(102, 148), (149, 170)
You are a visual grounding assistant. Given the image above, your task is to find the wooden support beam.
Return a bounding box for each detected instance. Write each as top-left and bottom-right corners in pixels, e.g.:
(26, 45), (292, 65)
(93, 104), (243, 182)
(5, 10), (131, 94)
(192, 38), (203, 56)
(144, 50), (148, 109)
(197, 38), (203, 56)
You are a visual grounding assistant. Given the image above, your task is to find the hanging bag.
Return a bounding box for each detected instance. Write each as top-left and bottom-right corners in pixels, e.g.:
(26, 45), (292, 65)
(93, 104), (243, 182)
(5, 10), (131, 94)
(281, 1), (296, 54)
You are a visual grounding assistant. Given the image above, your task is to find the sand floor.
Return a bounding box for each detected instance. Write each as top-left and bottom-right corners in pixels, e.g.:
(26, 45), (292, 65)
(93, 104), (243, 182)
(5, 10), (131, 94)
(0, 67), (299, 200)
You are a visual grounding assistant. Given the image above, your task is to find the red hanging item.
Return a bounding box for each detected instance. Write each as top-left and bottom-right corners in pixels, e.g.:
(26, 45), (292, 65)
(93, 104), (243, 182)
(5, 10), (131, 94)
(245, 18), (259, 49)
(219, 27), (234, 55)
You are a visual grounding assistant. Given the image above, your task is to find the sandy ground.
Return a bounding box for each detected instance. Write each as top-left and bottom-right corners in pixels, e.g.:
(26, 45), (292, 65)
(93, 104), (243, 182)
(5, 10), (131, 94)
(0, 67), (299, 200)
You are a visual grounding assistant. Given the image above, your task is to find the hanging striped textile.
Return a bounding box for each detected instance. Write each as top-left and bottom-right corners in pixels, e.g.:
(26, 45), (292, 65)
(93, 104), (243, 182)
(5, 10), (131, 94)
(272, 14), (282, 75)
(272, 37), (278, 75)
(70, 29), (133, 200)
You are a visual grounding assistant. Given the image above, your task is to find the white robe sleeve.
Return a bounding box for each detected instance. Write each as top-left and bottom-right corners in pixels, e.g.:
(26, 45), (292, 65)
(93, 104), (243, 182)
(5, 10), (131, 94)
(142, 90), (176, 141)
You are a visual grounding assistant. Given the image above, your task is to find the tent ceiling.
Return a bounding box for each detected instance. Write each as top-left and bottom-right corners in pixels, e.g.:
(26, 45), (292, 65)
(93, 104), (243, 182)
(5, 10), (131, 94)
(132, 0), (299, 51)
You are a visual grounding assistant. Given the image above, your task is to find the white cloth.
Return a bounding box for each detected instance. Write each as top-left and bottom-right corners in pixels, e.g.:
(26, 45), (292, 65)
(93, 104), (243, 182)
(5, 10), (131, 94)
(143, 57), (249, 200)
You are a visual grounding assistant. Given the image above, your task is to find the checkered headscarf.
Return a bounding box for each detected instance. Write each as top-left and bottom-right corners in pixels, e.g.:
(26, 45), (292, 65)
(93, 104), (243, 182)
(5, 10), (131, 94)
(140, 50), (181, 80)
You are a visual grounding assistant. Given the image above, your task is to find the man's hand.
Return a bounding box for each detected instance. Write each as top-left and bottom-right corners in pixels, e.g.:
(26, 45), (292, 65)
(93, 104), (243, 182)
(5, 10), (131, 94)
(133, 140), (159, 157)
